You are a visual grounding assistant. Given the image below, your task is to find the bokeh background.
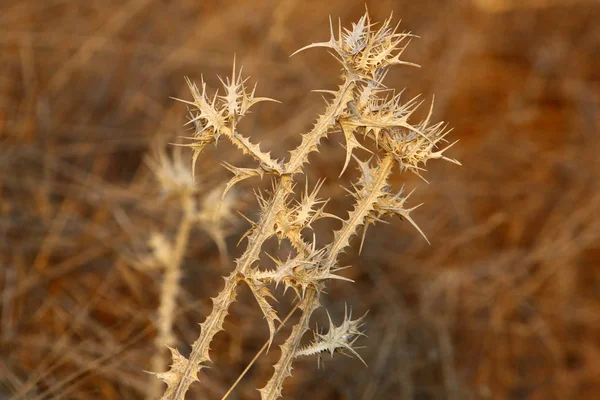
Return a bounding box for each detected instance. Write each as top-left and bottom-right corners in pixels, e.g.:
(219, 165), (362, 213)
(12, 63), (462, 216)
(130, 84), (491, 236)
(1, 0), (599, 399)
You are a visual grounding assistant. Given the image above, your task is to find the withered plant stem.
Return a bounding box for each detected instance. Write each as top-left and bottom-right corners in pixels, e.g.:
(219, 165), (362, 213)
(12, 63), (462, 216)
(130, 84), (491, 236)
(148, 195), (195, 399)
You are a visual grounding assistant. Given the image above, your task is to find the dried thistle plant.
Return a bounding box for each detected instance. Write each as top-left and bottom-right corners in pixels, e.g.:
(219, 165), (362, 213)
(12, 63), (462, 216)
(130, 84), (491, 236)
(132, 142), (236, 399)
(153, 10), (460, 400)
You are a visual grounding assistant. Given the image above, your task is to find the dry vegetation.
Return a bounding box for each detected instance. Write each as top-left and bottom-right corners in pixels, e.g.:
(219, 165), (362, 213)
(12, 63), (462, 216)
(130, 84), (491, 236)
(1, 1), (599, 399)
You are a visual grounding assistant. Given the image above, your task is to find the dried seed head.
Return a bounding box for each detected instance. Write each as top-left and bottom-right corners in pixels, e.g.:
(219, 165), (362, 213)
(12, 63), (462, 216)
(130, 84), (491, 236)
(174, 65), (282, 181)
(251, 246), (352, 299)
(292, 11), (419, 80)
(296, 305), (367, 368)
(217, 57), (280, 120)
(274, 179), (337, 246)
(146, 144), (197, 196)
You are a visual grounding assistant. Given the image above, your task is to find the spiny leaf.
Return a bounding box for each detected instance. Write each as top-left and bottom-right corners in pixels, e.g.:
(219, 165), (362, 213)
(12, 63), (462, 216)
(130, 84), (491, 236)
(245, 278), (281, 347)
(338, 120), (372, 177)
(225, 128), (283, 174)
(152, 346), (201, 400)
(376, 188), (430, 243)
(221, 162), (264, 198)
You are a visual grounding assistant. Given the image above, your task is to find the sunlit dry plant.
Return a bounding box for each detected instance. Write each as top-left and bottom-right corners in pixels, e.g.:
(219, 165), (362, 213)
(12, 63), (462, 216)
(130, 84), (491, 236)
(153, 10), (460, 399)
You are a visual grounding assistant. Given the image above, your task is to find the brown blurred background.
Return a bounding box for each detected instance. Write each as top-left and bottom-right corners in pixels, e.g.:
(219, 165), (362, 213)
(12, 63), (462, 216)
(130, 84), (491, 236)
(1, 0), (599, 399)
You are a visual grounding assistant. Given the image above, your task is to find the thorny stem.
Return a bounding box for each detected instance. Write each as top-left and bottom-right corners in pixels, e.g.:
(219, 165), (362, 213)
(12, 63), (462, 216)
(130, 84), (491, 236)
(148, 195), (195, 399)
(284, 76), (354, 174)
(327, 155), (395, 266)
(164, 78), (355, 400)
(260, 155), (395, 400)
(259, 290), (319, 400)
(171, 271), (241, 400)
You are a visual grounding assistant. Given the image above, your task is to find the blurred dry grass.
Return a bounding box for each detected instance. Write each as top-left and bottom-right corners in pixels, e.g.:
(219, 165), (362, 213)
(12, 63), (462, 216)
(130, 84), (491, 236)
(1, 0), (599, 399)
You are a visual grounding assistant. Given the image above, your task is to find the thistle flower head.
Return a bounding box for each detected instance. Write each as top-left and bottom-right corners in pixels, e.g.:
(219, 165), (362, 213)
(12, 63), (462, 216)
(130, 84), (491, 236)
(175, 63), (281, 181)
(296, 305), (367, 367)
(380, 114), (460, 177)
(145, 144), (197, 196)
(179, 62), (277, 131)
(292, 11), (418, 80)
(252, 246), (352, 298)
(340, 92), (460, 178)
(274, 179), (337, 245)
(217, 57), (280, 120)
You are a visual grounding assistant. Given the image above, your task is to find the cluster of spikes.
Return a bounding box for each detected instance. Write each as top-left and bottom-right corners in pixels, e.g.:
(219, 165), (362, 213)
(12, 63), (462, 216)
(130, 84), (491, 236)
(296, 305), (368, 368)
(155, 9), (459, 400)
(176, 62), (282, 184)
